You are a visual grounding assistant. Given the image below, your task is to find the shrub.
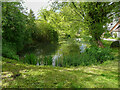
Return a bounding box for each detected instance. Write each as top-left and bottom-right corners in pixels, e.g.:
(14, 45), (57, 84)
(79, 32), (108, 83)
(23, 53), (37, 65)
(85, 46), (114, 64)
(2, 40), (19, 60)
(57, 46), (114, 67)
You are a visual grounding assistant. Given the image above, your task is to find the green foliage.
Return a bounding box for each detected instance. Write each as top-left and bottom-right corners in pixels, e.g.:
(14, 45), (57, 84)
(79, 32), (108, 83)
(25, 9), (36, 45)
(23, 53), (37, 65)
(2, 2), (38, 56)
(2, 55), (118, 88)
(33, 21), (58, 43)
(37, 8), (77, 39)
(104, 31), (112, 38)
(50, 2), (119, 47)
(43, 56), (53, 65)
(113, 33), (117, 38)
(2, 2), (28, 51)
(85, 47), (114, 63)
(90, 23), (106, 40)
(23, 54), (52, 65)
(55, 40), (81, 67)
(101, 40), (113, 47)
(116, 37), (120, 40)
(59, 39), (80, 55)
(88, 38), (97, 47)
(57, 46), (114, 67)
(2, 40), (19, 60)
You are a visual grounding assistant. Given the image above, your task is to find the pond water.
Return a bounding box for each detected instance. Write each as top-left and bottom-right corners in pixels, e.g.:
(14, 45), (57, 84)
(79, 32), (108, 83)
(20, 42), (59, 57)
(20, 38), (87, 66)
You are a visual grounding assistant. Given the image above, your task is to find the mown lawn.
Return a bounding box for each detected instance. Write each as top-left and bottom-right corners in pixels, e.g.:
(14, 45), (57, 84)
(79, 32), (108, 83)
(2, 40), (119, 88)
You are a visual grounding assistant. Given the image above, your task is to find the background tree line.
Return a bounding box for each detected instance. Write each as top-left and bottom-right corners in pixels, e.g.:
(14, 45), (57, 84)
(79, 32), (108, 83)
(48, 1), (119, 47)
(2, 2), (58, 60)
(2, 1), (119, 60)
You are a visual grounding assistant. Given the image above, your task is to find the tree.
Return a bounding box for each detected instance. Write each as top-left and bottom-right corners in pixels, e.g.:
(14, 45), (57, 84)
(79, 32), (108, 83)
(72, 2), (119, 47)
(27, 9), (36, 32)
(50, 2), (119, 47)
(2, 2), (28, 51)
(25, 9), (36, 44)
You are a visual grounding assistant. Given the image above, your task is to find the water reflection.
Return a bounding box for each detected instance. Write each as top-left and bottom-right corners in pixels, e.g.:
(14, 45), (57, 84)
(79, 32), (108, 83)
(19, 42), (59, 57)
(36, 61), (39, 66)
(52, 39), (87, 66)
(19, 39), (87, 66)
(80, 44), (86, 53)
(52, 50), (62, 66)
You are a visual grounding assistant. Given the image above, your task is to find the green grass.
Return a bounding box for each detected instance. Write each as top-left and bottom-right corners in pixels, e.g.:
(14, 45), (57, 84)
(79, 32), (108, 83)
(2, 56), (118, 88)
(101, 40), (113, 47)
(2, 40), (119, 88)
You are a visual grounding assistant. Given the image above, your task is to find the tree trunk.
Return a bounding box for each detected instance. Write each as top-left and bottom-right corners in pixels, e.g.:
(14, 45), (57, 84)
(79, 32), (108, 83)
(97, 39), (104, 48)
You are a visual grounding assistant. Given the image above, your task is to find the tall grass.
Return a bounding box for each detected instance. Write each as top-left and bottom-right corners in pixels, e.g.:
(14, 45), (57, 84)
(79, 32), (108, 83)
(23, 54), (53, 65)
(23, 53), (37, 65)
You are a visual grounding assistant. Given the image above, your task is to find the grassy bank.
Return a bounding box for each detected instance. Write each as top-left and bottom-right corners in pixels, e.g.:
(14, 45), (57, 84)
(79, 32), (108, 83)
(2, 40), (119, 88)
(2, 56), (118, 88)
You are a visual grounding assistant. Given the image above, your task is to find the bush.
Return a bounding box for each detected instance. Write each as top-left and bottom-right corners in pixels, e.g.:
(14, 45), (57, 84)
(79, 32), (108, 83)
(2, 40), (19, 60)
(85, 47), (114, 64)
(23, 53), (37, 65)
(57, 46), (114, 67)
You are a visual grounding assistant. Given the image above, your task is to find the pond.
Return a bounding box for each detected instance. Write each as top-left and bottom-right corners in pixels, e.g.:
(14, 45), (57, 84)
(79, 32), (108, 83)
(19, 38), (88, 66)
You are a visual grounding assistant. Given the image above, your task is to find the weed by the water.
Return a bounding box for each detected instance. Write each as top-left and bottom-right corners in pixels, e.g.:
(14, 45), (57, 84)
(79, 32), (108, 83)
(23, 53), (37, 65)
(57, 46), (114, 67)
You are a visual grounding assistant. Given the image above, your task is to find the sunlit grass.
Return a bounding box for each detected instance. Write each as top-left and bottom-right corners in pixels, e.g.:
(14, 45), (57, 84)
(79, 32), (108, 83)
(2, 56), (118, 88)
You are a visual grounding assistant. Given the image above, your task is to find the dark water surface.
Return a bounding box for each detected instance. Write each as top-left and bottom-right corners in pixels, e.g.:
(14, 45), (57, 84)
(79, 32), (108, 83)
(19, 38), (87, 66)
(19, 42), (60, 57)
